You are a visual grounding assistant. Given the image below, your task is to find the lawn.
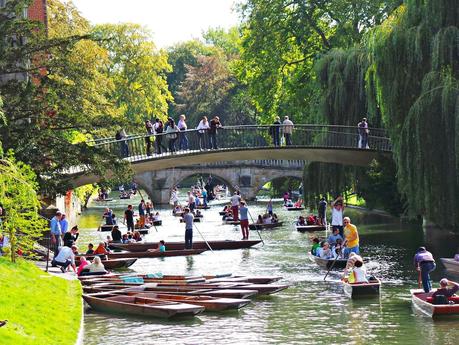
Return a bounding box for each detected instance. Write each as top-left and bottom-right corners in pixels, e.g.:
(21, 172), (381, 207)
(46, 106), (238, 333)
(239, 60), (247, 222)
(0, 257), (82, 345)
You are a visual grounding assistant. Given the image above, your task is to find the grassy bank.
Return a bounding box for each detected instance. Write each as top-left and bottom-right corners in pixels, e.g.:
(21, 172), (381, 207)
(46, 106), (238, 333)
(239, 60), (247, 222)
(0, 257), (82, 345)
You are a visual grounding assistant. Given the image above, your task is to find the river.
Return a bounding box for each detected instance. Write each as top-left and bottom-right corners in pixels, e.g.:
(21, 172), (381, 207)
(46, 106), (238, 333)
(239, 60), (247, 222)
(78, 194), (459, 345)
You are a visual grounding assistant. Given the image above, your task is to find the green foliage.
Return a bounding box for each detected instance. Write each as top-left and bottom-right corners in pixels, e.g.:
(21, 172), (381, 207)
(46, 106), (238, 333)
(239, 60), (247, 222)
(369, 0), (459, 227)
(0, 257), (82, 344)
(0, 152), (46, 262)
(93, 23), (173, 125)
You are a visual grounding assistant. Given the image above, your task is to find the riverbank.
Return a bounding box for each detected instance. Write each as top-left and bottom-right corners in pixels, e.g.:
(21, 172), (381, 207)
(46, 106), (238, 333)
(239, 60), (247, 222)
(0, 257), (82, 345)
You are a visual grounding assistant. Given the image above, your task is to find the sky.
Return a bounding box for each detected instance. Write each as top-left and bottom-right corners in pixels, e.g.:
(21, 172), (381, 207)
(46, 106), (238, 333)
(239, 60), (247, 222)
(72, 0), (241, 48)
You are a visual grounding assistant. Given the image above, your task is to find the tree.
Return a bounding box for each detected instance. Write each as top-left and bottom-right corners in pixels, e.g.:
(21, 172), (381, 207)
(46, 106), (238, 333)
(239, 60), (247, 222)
(0, 0), (130, 196)
(369, 0), (459, 227)
(93, 23), (173, 126)
(0, 152), (46, 262)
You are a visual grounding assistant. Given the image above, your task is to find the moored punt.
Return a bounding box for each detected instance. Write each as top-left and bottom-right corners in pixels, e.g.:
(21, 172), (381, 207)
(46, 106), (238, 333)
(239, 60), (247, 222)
(285, 206), (304, 211)
(249, 222), (283, 230)
(114, 291), (251, 312)
(76, 258), (137, 270)
(137, 228), (149, 235)
(79, 276), (207, 286)
(205, 275), (283, 284)
(82, 249), (207, 260)
(152, 220), (162, 226)
(342, 278), (381, 299)
(180, 218), (201, 223)
(440, 258), (459, 274)
(296, 224), (326, 232)
(95, 198), (113, 202)
(219, 211), (227, 216)
(411, 289), (459, 318)
(109, 240), (262, 252)
(83, 293), (204, 318)
(84, 284), (259, 299)
(312, 256), (348, 270)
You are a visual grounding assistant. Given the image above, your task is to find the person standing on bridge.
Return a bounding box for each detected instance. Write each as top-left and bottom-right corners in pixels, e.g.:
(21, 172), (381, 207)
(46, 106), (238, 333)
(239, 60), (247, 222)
(165, 118), (179, 153)
(269, 117), (281, 146)
(282, 116), (294, 145)
(209, 116), (222, 149)
(177, 114), (189, 151)
(115, 129), (129, 157)
(196, 116), (210, 150)
(145, 120), (154, 156)
(154, 118), (165, 154)
(357, 117), (369, 149)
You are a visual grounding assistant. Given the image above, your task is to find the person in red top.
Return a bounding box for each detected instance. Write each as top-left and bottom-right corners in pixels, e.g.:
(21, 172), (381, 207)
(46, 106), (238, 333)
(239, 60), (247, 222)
(94, 242), (109, 259)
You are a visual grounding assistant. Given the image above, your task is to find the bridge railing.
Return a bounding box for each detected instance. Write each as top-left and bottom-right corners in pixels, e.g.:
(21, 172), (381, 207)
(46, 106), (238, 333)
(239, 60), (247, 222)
(89, 124), (391, 162)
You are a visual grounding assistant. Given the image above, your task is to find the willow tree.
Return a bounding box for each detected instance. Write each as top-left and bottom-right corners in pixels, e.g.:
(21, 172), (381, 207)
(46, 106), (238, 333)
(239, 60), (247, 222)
(369, 0), (459, 227)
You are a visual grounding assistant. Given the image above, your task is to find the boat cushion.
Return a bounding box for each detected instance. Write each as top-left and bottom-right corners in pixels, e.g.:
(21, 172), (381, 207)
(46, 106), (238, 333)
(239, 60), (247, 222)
(146, 273), (164, 278)
(122, 277), (144, 283)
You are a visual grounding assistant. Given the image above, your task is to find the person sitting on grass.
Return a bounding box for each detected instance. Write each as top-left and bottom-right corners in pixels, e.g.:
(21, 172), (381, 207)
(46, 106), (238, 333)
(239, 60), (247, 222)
(52, 245), (77, 273)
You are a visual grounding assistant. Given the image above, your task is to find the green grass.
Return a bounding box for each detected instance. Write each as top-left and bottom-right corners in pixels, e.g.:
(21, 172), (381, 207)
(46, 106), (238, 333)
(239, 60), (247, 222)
(0, 257), (82, 345)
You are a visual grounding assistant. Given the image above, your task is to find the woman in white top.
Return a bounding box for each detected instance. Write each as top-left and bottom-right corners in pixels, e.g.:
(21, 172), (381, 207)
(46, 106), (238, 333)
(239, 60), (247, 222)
(351, 260), (368, 283)
(88, 256), (107, 273)
(177, 114), (189, 151)
(331, 196), (344, 237)
(196, 116), (210, 150)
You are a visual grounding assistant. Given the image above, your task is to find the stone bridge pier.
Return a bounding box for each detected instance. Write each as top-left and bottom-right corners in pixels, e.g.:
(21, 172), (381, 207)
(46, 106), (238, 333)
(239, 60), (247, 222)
(133, 161), (304, 205)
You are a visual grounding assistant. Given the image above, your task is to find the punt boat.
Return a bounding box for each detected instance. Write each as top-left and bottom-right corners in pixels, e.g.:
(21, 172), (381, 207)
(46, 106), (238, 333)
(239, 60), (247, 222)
(295, 224), (326, 232)
(249, 222), (283, 230)
(342, 278), (381, 298)
(411, 289), (459, 318)
(109, 240), (262, 252)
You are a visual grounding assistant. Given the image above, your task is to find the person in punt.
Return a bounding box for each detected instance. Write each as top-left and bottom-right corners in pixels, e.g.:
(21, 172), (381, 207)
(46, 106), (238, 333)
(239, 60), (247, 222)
(431, 279), (459, 302)
(121, 234), (129, 244)
(256, 215), (263, 224)
(77, 257), (89, 276)
(327, 228), (343, 247)
(94, 242), (110, 259)
(346, 260), (368, 284)
(297, 216), (306, 226)
(311, 238), (320, 256)
(272, 214), (279, 223)
(343, 252), (364, 276)
(133, 231), (142, 242)
(319, 242), (334, 260)
(85, 243), (95, 255)
(86, 256), (107, 274)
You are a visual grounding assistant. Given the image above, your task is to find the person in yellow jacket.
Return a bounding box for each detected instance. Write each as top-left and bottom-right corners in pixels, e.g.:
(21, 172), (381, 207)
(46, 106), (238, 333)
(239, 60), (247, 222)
(343, 217), (359, 258)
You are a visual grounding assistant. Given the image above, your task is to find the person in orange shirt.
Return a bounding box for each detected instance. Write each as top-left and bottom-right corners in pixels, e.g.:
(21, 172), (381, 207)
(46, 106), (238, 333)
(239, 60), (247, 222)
(343, 217), (359, 258)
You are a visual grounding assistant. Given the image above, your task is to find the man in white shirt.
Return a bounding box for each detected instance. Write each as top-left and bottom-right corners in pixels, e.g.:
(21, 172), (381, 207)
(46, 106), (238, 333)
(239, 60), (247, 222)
(52, 245), (77, 273)
(230, 191), (242, 221)
(282, 116), (294, 145)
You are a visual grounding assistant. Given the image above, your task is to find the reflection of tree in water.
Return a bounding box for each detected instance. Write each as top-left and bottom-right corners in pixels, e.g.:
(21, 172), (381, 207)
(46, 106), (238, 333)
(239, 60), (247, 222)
(186, 255), (194, 272)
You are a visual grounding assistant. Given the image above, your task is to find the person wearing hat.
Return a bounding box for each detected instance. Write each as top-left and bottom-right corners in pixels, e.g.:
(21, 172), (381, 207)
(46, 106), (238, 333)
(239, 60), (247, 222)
(357, 117), (369, 149)
(208, 115), (222, 149)
(431, 278), (459, 299)
(414, 247), (436, 292)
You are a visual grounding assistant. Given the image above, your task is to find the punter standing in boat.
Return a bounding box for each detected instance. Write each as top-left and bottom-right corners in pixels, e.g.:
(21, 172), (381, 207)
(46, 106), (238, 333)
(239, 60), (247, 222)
(239, 201), (250, 240)
(343, 217), (359, 257)
(183, 208), (194, 249)
(318, 197), (327, 226)
(231, 191), (241, 221)
(138, 200), (146, 228)
(414, 247), (436, 293)
(124, 205), (135, 232)
(331, 196), (344, 237)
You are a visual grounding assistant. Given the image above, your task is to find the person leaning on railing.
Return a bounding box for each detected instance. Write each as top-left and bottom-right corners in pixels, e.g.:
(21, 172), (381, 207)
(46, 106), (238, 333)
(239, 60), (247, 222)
(196, 116), (210, 150)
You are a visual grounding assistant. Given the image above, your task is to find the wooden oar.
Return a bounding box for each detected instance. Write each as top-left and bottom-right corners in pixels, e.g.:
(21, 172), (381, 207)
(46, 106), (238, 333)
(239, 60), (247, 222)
(247, 209), (264, 246)
(193, 223), (214, 253)
(417, 265), (422, 289)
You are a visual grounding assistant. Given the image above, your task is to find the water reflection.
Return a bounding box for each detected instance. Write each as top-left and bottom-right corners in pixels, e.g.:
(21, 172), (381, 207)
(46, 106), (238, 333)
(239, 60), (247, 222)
(79, 196), (459, 345)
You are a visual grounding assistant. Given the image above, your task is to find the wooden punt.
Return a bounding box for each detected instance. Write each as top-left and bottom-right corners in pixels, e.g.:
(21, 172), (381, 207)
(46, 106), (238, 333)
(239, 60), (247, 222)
(224, 220), (240, 225)
(296, 224), (326, 232)
(342, 278), (381, 299)
(249, 222), (283, 230)
(180, 218), (201, 223)
(82, 249), (206, 260)
(109, 240), (262, 252)
(312, 256), (348, 270)
(137, 228), (149, 235)
(113, 291), (250, 311)
(76, 258), (137, 270)
(84, 284), (259, 299)
(79, 276), (206, 286)
(79, 274), (205, 284)
(196, 205), (210, 210)
(83, 293), (204, 318)
(440, 258), (459, 274)
(285, 206), (304, 211)
(205, 275), (283, 284)
(219, 211), (227, 216)
(95, 198), (113, 202)
(119, 195), (131, 199)
(411, 289), (459, 318)
(99, 224), (114, 232)
(152, 220), (162, 226)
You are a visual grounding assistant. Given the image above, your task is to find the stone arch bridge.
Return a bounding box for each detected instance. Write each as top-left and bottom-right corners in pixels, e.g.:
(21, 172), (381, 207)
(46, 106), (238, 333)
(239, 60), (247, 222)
(68, 124), (391, 203)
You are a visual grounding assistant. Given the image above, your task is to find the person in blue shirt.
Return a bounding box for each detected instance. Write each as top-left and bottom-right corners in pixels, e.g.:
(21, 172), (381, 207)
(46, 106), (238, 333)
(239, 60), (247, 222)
(159, 240), (166, 252)
(183, 208), (194, 249)
(327, 228), (343, 247)
(239, 201), (250, 240)
(50, 211), (62, 258)
(59, 213), (69, 236)
(202, 189), (208, 206)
